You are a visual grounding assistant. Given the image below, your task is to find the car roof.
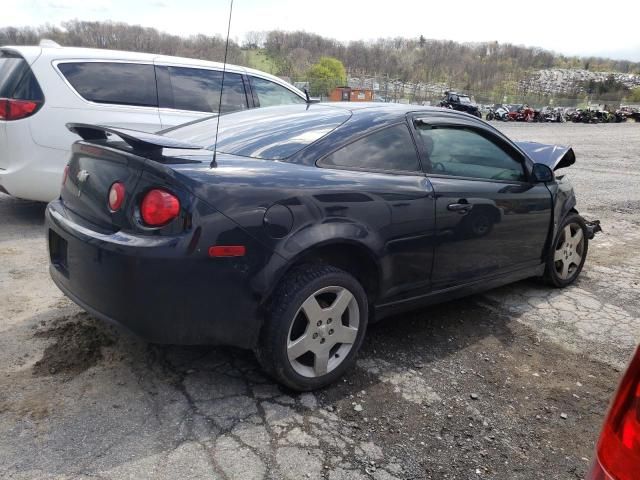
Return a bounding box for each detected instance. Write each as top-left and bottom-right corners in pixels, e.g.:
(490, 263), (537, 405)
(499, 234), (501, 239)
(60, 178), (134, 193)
(0, 44), (305, 96)
(162, 102), (473, 162)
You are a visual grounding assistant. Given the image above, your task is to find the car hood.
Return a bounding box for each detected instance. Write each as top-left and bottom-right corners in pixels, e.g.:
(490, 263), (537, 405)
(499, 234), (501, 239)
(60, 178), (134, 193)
(515, 141), (576, 171)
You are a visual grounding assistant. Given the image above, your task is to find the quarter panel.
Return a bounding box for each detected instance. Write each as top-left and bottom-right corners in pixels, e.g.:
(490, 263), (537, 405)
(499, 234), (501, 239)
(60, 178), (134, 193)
(173, 158), (436, 302)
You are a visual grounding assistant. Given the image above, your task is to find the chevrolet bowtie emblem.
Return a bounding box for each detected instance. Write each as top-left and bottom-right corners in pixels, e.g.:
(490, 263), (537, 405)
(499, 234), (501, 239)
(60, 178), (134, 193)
(76, 170), (90, 196)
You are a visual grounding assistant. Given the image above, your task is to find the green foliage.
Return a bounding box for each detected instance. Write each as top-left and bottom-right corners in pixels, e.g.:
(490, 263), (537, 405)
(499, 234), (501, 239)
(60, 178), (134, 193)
(581, 74), (629, 101)
(307, 57), (346, 96)
(244, 50), (278, 74)
(627, 88), (640, 103)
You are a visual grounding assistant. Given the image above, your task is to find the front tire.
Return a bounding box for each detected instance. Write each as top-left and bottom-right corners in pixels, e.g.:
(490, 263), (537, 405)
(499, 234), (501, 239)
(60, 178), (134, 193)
(255, 265), (368, 391)
(544, 213), (589, 287)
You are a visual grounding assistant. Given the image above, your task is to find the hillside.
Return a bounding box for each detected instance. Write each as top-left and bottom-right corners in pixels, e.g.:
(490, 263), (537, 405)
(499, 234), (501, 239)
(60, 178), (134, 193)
(2, 21), (639, 105)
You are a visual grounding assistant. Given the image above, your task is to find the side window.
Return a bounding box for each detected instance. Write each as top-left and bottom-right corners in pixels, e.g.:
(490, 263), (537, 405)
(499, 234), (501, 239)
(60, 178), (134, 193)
(58, 62), (157, 107)
(161, 67), (248, 114)
(320, 124), (420, 173)
(250, 76), (306, 107)
(417, 126), (526, 181)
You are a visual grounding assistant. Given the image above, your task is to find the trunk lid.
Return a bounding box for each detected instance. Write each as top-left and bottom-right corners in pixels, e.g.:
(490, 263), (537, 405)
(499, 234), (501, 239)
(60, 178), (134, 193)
(61, 143), (144, 232)
(61, 124), (207, 232)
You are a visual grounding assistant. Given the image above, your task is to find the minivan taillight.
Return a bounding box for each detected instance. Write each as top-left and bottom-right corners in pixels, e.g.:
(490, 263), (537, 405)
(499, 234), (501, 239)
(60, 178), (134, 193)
(0, 98), (42, 120)
(587, 346), (640, 480)
(140, 189), (180, 226)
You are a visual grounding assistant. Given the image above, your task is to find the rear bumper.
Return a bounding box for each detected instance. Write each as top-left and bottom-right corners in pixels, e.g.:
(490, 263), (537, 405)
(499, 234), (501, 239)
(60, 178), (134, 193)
(0, 146), (68, 202)
(45, 200), (267, 348)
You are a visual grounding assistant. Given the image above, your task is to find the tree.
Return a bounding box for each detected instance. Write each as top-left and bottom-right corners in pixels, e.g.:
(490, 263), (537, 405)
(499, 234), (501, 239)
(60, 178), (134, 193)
(243, 31), (265, 49)
(307, 57), (346, 96)
(626, 88), (640, 103)
(307, 57), (347, 95)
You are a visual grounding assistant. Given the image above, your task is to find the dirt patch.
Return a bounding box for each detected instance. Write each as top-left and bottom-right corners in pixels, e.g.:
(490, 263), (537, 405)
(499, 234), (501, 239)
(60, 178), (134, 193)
(320, 300), (617, 479)
(32, 313), (115, 377)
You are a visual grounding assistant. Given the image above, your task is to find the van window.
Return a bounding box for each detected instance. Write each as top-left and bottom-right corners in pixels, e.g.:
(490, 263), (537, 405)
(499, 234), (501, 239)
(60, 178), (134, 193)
(0, 50), (44, 101)
(159, 66), (248, 114)
(249, 76), (306, 107)
(58, 62), (157, 107)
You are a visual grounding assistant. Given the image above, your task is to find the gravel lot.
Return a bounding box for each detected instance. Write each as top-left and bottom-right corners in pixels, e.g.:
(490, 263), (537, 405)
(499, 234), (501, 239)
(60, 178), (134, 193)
(1, 122), (639, 480)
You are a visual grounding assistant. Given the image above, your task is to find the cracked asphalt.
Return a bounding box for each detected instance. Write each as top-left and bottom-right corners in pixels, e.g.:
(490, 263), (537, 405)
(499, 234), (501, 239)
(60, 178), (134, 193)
(1, 122), (639, 479)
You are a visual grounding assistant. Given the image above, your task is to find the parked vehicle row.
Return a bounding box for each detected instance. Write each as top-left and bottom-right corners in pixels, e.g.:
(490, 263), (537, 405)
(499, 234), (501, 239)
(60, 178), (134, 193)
(484, 103), (638, 123)
(0, 42), (307, 202)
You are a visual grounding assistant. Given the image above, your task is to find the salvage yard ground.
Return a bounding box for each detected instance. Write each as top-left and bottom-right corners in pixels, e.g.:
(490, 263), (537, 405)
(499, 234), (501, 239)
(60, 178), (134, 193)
(1, 122), (639, 480)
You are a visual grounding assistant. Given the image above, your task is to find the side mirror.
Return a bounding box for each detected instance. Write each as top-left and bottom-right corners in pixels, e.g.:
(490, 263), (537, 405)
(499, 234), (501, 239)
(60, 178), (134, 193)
(531, 163), (554, 183)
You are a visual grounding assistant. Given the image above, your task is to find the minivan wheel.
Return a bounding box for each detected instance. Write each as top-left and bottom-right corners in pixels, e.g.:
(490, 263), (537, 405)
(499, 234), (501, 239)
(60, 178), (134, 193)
(544, 213), (589, 287)
(256, 265), (368, 391)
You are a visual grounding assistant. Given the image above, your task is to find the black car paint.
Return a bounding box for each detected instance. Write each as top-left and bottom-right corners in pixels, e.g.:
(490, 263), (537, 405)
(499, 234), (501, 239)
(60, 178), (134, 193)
(46, 103), (579, 348)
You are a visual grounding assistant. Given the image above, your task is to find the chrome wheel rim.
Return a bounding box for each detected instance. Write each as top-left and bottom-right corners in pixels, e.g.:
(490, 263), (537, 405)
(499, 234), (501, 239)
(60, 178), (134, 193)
(554, 223), (585, 280)
(286, 286), (360, 378)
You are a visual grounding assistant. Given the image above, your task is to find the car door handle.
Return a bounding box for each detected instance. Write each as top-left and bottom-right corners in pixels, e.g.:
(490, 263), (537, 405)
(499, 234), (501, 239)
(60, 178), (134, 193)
(447, 202), (473, 213)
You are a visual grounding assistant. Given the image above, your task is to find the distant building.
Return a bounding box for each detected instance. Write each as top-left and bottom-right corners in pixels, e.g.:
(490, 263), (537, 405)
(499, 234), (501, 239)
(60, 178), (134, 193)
(329, 86), (374, 102)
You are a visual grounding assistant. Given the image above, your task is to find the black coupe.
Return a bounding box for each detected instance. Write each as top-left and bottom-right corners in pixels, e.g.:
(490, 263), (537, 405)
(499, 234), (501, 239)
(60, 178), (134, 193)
(46, 103), (599, 390)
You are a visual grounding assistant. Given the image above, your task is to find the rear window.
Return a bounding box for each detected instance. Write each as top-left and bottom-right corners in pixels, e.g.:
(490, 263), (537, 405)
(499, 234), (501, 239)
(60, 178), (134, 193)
(0, 50), (43, 101)
(57, 62), (157, 107)
(163, 104), (351, 160)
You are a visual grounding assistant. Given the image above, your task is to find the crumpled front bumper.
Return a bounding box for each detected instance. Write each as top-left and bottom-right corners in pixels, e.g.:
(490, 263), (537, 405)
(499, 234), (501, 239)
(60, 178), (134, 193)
(585, 219), (602, 239)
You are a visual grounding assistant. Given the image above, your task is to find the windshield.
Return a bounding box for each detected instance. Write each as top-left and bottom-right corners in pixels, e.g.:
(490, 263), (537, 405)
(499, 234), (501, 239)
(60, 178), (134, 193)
(458, 95), (472, 104)
(163, 104), (351, 160)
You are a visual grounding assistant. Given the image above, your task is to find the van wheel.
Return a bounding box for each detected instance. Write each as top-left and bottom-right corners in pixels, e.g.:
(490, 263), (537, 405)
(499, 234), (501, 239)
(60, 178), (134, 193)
(255, 265), (368, 391)
(544, 213), (589, 287)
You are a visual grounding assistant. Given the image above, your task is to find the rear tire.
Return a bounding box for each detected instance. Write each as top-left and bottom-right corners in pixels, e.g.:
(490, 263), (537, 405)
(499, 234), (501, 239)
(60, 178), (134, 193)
(543, 213), (589, 287)
(255, 265), (368, 391)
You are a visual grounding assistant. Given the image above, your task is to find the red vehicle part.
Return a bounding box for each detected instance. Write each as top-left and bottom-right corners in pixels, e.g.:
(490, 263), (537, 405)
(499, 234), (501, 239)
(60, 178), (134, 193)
(587, 345), (640, 480)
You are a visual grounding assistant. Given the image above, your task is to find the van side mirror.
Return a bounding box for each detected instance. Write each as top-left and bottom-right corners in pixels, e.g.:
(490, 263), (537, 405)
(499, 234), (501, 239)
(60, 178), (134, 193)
(531, 163), (554, 183)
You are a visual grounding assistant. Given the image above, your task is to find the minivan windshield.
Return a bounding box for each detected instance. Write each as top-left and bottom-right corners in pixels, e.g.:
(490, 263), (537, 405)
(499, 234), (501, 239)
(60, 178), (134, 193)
(163, 104), (351, 160)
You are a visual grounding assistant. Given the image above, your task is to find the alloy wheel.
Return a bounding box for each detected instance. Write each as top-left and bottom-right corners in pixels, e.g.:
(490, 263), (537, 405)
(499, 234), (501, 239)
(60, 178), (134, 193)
(553, 223), (585, 280)
(286, 286), (360, 378)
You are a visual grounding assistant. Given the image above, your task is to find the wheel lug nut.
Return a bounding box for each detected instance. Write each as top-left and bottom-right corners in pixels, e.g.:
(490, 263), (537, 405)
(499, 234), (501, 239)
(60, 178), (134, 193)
(312, 333), (318, 339)
(320, 338), (326, 344)
(327, 318), (332, 324)
(329, 329), (334, 335)
(317, 320), (322, 326)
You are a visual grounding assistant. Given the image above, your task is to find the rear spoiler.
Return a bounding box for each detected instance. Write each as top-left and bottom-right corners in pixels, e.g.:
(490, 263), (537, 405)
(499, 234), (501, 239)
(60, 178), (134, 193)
(67, 123), (204, 160)
(515, 141), (576, 171)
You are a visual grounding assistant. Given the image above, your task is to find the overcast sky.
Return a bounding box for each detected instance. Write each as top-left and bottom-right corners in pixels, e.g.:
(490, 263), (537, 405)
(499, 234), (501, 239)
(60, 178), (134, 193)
(4, 0), (640, 62)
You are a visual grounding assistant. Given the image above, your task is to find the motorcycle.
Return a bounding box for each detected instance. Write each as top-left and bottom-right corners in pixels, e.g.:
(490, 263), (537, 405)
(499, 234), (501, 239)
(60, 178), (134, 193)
(486, 105), (509, 121)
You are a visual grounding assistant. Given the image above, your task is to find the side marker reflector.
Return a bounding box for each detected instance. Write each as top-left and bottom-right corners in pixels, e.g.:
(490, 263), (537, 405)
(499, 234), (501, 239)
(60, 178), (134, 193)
(209, 245), (246, 257)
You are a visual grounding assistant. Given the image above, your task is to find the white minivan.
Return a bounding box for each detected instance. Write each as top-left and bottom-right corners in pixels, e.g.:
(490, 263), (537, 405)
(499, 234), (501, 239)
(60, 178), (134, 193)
(0, 41), (307, 202)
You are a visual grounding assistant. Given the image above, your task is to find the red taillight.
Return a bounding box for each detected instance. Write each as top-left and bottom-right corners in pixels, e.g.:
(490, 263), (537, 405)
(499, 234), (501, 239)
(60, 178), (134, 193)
(589, 346), (640, 480)
(0, 98), (41, 120)
(62, 165), (70, 186)
(140, 189), (180, 226)
(108, 182), (126, 212)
